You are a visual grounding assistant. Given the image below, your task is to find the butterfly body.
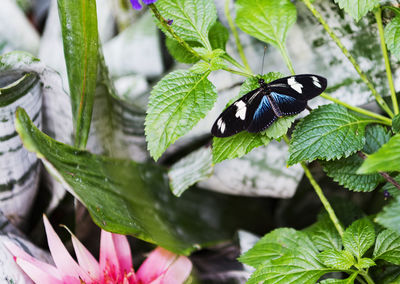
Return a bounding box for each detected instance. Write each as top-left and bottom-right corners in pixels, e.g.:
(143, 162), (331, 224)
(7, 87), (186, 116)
(211, 74), (327, 137)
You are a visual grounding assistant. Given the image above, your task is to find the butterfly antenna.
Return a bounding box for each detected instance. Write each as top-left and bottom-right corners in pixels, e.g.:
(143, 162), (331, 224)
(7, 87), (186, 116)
(260, 46), (267, 75)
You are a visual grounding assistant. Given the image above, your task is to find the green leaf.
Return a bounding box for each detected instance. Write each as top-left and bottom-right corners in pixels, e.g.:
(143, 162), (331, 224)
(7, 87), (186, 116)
(168, 147), (213, 197)
(212, 132), (271, 164)
(57, 0), (98, 148)
(15, 108), (264, 255)
(304, 214), (342, 251)
(376, 196), (400, 233)
(319, 273), (358, 284)
(155, 0), (216, 47)
(356, 257), (376, 269)
(382, 175), (400, 197)
(235, 0), (296, 49)
(288, 104), (371, 166)
(358, 134), (400, 174)
(318, 249), (355, 269)
(333, 0), (380, 22)
(145, 70), (217, 160)
(373, 229), (400, 265)
(190, 61), (210, 74)
(209, 21), (229, 50)
(165, 38), (199, 64)
(393, 114), (400, 133)
(342, 218), (375, 259)
(321, 125), (389, 192)
(384, 15), (400, 61)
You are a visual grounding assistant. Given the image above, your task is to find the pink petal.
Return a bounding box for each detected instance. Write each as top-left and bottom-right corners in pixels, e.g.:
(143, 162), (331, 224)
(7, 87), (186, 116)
(136, 247), (179, 283)
(112, 234), (133, 276)
(100, 230), (121, 280)
(4, 240), (61, 279)
(15, 257), (65, 284)
(43, 215), (91, 282)
(150, 256), (192, 284)
(70, 233), (101, 280)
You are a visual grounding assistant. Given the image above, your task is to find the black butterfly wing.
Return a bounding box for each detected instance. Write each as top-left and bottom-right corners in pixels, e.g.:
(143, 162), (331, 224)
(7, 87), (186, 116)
(269, 92), (307, 116)
(212, 88), (266, 137)
(267, 74), (327, 100)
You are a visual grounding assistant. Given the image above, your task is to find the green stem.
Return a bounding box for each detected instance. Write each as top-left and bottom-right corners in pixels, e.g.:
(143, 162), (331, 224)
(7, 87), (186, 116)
(279, 43), (295, 75)
(224, 0), (252, 72)
(360, 272), (375, 284)
(283, 136), (344, 237)
(221, 66), (253, 77)
(375, 7), (399, 115)
(301, 0), (394, 118)
(222, 54), (253, 75)
(320, 93), (392, 125)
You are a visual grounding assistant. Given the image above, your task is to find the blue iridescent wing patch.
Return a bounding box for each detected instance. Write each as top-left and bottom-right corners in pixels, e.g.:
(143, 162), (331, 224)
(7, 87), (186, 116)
(247, 96), (277, 133)
(270, 92), (307, 116)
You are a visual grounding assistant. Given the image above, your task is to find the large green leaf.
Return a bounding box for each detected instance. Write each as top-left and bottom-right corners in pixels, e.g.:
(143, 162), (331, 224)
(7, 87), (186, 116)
(155, 0), (216, 47)
(15, 108), (266, 255)
(358, 134), (400, 173)
(342, 218), (375, 260)
(375, 196), (400, 233)
(319, 273), (358, 284)
(58, 0), (98, 148)
(304, 214), (342, 252)
(317, 249), (355, 270)
(321, 125), (389, 192)
(333, 0), (380, 22)
(373, 229), (400, 265)
(235, 0), (296, 49)
(145, 70), (217, 160)
(384, 15), (400, 61)
(288, 104), (372, 166)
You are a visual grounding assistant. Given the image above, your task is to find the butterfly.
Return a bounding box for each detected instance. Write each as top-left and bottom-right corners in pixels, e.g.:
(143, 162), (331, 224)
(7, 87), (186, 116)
(211, 74), (327, 137)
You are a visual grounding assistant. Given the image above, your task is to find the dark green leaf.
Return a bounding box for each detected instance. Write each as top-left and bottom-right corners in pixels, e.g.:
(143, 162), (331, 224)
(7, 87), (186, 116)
(342, 218), (375, 259)
(165, 38), (200, 64)
(288, 104), (371, 166)
(304, 214), (342, 251)
(333, 0), (380, 22)
(145, 70), (217, 160)
(318, 249), (355, 269)
(376, 196), (400, 233)
(235, 0), (296, 49)
(373, 229), (400, 265)
(321, 125), (390, 192)
(209, 21), (229, 50)
(382, 175), (400, 197)
(393, 114), (400, 133)
(384, 15), (400, 61)
(168, 147), (213, 197)
(58, 0), (98, 148)
(358, 134), (400, 173)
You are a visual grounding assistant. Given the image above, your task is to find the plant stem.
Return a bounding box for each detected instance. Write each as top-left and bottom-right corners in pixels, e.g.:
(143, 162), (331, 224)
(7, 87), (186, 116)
(283, 135), (344, 237)
(224, 0), (252, 73)
(360, 272), (376, 284)
(375, 7), (399, 115)
(320, 93), (392, 125)
(279, 43), (295, 75)
(301, 0), (394, 118)
(222, 54), (253, 75)
(222, 66), (253, 77)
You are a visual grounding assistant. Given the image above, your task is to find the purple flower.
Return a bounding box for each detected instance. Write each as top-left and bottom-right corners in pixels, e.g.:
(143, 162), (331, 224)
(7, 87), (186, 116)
(167, 19), (173, 25)
(130, 0), (157, 10)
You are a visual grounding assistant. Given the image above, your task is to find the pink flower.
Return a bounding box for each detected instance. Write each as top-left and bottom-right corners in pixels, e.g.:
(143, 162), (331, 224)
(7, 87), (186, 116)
(5, 215), (192, 284)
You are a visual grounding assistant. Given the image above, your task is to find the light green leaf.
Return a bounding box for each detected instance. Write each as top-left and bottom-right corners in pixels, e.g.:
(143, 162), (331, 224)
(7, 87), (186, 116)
(334, 0), (380, 22)
(321, 125), (389, 192)
(15, 108), (264, 255)
(212, 132), (271, 164)
(342, 218), (376, 259)
(376, 196), (400, 233)
(235, 0), (296, 49)
(358, 134), (400, 174)
(319, 273), (358, 284)
(155, 0), (216, 47)
(385, 15), (400, 61)
(58, 0), (98, 148)
(393, 114), (400, 133)
(165, 38), (199, 64)
(288, 104), (371, 166)
(318, 249), (355, 269)
(168, 147), (213, 197)
(373, 229), (400, 265)
(145, 70), (216, 160)
(304, 214), (342, 251)
(356, 257), (376, 269)
(190, 61), (210, 74)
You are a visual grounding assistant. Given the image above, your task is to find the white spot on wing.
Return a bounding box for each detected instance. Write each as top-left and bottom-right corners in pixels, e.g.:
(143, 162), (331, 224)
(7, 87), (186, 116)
(312, 76), (321, 88)
(288, 77), (303, 94)
(217, 118), (226, 133)
(234, 100), (247, 120)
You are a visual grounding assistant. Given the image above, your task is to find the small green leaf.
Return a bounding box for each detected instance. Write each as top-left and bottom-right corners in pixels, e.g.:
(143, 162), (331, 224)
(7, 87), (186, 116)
(321, 125), (389, 192)
(288, 104), (371, 166)
(145, 70), (216, 160)
(376, 196), (400, 233)
(168, 147), (213, 197)
(190, 61), (210, 74)
(318, 250), (355, 269)
(356, 257), (375, 269)
(212, 132), (271, 164)
(342, 218), (376, 259)
(393, 114), (400, 133)
(304, 214), (342, 251)
(155, 0), (216, 47)
(358, 134), (400, 174)
(319, 273), (358, 284)
(235, 0), (296, 49)
(373, 229), (400, 265)
(333, 0), (380, 22)
(209, 57), (226, 71)
(165, 38), (199, 64)
(385, 15), (400, 61)
(58, 0), (98, 148)
(209, 21), (229, 50)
